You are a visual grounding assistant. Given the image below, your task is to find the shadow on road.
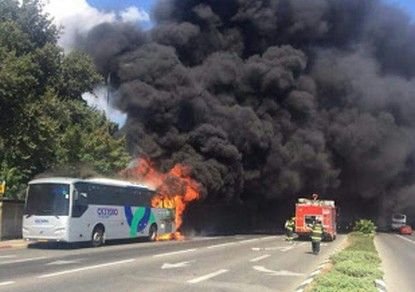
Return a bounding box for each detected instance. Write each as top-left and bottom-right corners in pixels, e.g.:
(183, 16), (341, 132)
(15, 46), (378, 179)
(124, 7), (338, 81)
(28, 237), (150, 250)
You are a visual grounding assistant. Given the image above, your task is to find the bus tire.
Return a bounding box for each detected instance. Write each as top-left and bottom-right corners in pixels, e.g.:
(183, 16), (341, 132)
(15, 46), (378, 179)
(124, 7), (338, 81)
(148, 224), (157, 242)
(91, 225), (105, 247)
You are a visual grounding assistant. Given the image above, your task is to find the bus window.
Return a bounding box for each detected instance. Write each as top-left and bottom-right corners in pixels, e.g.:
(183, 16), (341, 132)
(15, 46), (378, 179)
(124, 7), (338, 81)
(72, 183), (89, 217)
(25, 183), (70, 216)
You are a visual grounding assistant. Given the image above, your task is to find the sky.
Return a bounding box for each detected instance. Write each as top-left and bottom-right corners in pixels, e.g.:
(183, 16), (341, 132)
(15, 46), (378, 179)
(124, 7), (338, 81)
(41, 0), (415, 126)
(41, 0), (415, 52)
(387, 0), (415, 16)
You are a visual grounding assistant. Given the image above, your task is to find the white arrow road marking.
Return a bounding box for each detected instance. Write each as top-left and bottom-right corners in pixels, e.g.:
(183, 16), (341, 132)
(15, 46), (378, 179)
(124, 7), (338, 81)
(253, 266), (304, 276)
(250, 254), (271, 262)
(161, 260), (194, 269)
(46, 260), (81, 266)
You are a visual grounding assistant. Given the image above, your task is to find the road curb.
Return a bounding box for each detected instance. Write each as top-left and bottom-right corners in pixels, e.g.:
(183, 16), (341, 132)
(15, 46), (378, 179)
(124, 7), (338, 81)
(0, 240), (29, 250)
(295, 245), (344, 292)
(375, 279), (387, 292)
(294, 258), (330, 292)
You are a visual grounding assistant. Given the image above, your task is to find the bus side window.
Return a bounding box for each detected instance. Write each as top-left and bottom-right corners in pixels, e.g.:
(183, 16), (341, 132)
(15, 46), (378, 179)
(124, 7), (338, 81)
(72, 183), (88, 218)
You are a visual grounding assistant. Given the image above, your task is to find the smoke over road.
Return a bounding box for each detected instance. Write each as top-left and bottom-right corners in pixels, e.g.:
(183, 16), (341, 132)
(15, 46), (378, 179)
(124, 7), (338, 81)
(79, 0), (415, 227)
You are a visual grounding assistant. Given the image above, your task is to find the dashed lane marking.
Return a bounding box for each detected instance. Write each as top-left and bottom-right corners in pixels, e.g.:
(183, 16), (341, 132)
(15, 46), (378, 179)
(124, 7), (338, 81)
(37, 259), (135, 278)
(0, 255), (17, 259)
(238, 238), (261, 244)
(0, 281), (15, 286)
(0, 256), (46, 265)
(397, 235), (415, 245)
(187, 269), (229, 284)
(153, 249), (197, 258)
(250, 254), (271, 262)
(259, 236), (278, 240)
(207, 242), (237, 249)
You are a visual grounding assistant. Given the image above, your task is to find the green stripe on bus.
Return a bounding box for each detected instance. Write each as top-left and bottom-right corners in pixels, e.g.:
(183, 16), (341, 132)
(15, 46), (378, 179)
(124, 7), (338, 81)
(130, 207), (145, 237)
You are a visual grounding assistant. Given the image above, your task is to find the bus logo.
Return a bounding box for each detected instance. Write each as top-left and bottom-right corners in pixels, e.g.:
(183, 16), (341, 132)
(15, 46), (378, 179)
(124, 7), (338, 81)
(35, 219), (49, 224)
(97, 208), (118, 218)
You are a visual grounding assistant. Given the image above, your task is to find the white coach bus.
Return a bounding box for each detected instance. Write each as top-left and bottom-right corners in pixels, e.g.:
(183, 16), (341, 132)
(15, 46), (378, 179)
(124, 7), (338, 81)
(22, 177), (175, 246)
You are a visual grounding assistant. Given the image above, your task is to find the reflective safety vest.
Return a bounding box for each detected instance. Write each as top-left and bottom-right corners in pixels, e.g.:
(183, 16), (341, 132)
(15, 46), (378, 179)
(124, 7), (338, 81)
(285, 219), (295, 231)
(311, 224), (323, 242)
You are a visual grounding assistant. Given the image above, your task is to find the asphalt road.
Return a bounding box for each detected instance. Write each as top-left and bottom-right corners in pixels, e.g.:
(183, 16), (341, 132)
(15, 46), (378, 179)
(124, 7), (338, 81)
(375, 232), (415, 292)
(0, 234), (345, 292)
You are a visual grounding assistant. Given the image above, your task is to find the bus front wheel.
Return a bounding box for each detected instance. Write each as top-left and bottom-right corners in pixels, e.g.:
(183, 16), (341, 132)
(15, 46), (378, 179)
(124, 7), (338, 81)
(91, 225), (105, 247)
(148, 224), (157, 242)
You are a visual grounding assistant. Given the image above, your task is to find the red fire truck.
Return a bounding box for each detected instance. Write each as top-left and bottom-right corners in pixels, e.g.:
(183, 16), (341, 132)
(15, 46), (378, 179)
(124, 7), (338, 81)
(295, 195), (337, 241)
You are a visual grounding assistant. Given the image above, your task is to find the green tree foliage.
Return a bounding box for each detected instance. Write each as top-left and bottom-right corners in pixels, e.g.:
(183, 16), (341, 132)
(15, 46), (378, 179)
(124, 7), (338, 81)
(353, 219), (377, 234)
(0, 0), (131, 198)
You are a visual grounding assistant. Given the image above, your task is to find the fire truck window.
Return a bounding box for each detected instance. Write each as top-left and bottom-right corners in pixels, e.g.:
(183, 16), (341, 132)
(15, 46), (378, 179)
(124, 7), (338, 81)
(305, 216), (316, 225)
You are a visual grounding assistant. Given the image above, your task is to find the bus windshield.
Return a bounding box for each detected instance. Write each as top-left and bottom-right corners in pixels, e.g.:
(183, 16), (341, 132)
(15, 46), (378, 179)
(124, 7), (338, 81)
(25, 183), (70, 216)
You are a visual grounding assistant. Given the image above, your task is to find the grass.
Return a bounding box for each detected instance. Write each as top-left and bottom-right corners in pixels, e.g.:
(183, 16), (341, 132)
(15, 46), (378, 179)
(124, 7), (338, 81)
(310, 232), (383, 292)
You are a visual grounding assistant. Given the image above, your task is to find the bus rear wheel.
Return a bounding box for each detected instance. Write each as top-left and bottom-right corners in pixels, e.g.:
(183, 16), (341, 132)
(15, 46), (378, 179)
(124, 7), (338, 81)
(148, 224), (157, 242)
(91, 225), (105, 247)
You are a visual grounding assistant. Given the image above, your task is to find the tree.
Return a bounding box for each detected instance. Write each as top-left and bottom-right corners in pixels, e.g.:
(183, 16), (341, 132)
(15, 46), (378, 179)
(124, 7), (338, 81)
(0, 0), (131, 198)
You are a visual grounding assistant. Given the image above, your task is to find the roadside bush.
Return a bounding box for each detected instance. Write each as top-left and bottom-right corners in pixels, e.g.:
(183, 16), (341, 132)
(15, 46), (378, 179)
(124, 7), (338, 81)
(331, 250), (380, 265)
(311, 232), (382, 292)
(334, 260), (383, 279)
(312, 271), (377, 292)
(353, 219), (376, 234)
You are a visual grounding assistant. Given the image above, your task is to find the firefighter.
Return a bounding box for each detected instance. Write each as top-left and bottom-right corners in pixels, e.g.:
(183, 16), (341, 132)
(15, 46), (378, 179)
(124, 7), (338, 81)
(311, 220), (324, 255)
(284, 217), (295, 241)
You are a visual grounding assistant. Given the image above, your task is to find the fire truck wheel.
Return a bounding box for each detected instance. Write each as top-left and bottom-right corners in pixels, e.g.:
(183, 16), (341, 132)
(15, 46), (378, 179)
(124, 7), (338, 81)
(148, 224), (158, 241)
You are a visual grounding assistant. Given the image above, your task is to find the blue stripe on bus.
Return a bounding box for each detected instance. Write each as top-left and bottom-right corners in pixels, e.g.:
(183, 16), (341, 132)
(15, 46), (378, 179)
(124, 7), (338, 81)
(124, 206), (152, 234)
(137, 207), (151, 232)
(124, 206), (133, 226)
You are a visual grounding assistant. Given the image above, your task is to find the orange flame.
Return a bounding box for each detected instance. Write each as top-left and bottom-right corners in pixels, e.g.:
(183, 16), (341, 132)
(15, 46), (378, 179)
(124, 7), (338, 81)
(121, 158), (200, 240)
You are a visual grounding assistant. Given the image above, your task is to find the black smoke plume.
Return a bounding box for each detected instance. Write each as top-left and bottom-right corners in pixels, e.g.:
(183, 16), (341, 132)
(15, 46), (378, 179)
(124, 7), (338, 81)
(78, 0), (415, 228)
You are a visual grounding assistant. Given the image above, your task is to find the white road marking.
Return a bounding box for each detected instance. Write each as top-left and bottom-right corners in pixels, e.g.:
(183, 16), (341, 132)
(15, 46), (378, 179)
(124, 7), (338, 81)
(38, 259), (135, 278)
(46, 260), (81, 266)
(207, 242), (236, 249)
(260, 236), (277, 240)
(0, 256), (46, 265)
(238, 238), (260, 244)
(252, 242), (306, 252)
(161, 260), (194, 269)
(0, 255), (17, 259)
(153, 248), (196, 258)
(397, 235), (415, 245)
(0, 281), (15, 286)
(253, 265), (304, 276)
(250, 254), (271, 262)
(187, 269), (229, 284)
